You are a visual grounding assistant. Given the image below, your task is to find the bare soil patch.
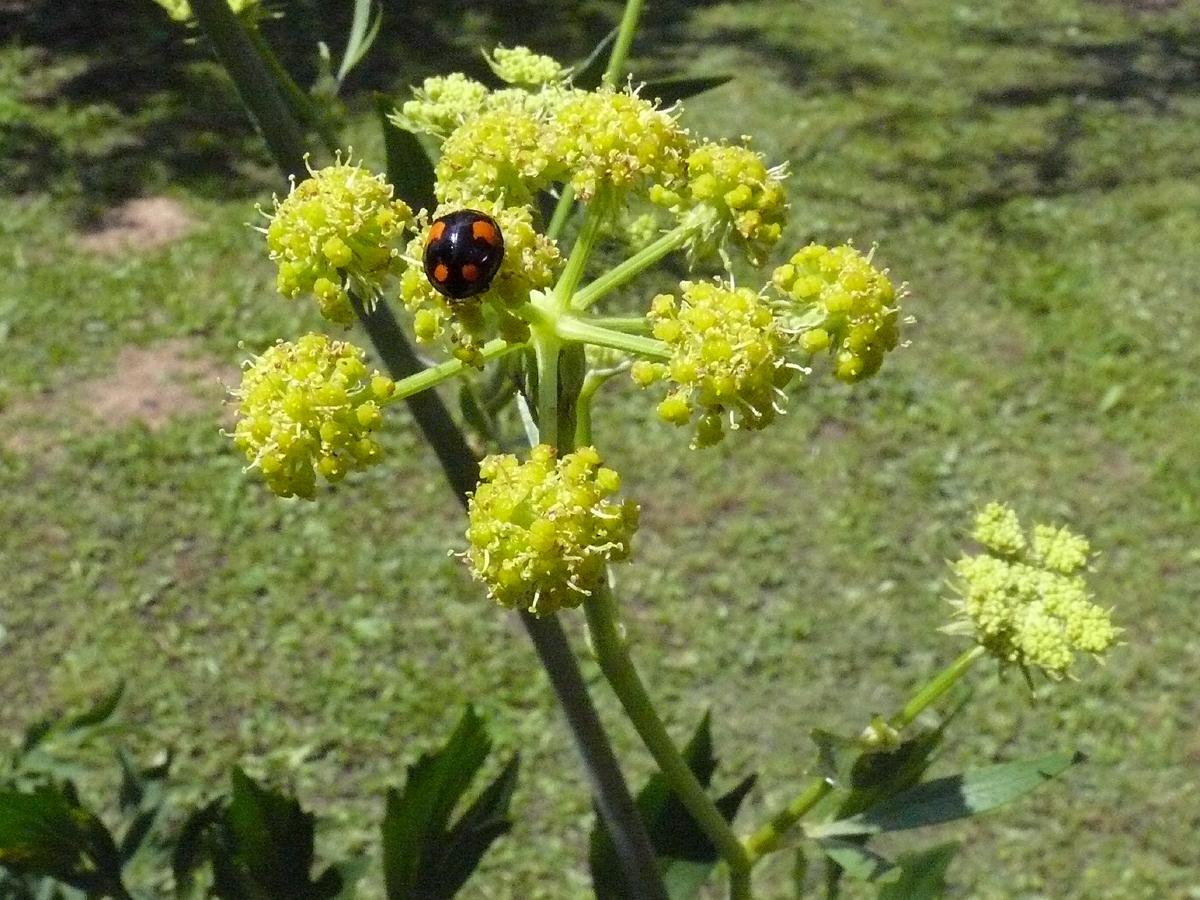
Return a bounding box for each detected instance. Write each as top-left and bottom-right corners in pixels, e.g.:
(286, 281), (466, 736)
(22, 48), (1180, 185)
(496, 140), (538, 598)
(76, 197), (198, 256)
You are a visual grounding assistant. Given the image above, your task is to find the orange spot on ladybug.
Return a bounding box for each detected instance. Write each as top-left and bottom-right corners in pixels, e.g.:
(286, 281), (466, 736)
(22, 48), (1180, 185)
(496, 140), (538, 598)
(460, 263), (481, 282)
(471, 219), (498, 244)
(428, 221), (446, 243)
(433, 263), (450, 282)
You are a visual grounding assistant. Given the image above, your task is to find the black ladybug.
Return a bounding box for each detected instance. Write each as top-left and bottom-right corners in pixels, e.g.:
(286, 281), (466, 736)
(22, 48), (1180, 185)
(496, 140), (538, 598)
(422, 209), (505, 300)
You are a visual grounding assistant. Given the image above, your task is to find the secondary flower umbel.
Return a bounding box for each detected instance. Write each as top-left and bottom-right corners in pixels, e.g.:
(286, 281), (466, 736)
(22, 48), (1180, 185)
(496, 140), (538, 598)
(464, 446), (639, 615)
(230, 334), (395, 500)
(945, 502), (1119, 679)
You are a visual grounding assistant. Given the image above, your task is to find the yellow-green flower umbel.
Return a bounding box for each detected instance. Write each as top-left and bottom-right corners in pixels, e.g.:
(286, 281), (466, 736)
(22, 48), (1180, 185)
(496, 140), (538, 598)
(651, 141), (788, 266)
(772, 243), (902, 383)
(230, 333), (396, 500)
(631, 279), (799, 448)
(464, 445), (639, 615)
(265, 158), (415, 327)
(945, 502), (1119, 679)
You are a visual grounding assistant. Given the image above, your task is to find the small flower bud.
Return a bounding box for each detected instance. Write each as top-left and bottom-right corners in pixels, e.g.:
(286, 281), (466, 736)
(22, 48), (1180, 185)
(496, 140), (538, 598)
(945, 503), (1119, 679)
(391, 73), (492, 137)
(264, 157), (415, 326)
(229, 334), (395, 499)
(464, 445), (639, 615)
(772, 243), (902, 382)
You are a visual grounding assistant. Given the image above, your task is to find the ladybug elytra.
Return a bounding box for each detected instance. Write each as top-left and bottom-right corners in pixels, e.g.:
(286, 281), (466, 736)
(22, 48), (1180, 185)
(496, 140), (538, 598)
(422, 209), (505, 300)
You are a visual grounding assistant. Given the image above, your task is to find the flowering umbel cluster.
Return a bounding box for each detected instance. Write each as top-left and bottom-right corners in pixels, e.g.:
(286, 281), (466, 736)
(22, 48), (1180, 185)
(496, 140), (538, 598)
(632, 280), (798, 448)
(946, 502), (1119, 679)
(230, 334), (395, 500)
(264, 158), (415, 327)
(464, 446), (639, 615)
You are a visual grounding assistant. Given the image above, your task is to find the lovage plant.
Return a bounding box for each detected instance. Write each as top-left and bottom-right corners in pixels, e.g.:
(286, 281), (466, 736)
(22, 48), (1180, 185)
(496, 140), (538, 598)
(0, 1), (1120, 899)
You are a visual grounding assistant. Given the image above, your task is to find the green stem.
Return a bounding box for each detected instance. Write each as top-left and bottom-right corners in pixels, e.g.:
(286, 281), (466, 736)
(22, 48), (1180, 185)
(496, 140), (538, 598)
(385, 339), (519, 403)
(555, 189), (612, 307)
(574, 368), (619, 447)
(242, 24), (341, 156)
(889, 646), (985, 730)
(547, 185), (577, 243)
(555, 316), (670, 360)
(603, 0), (645, 85)
(743, 645), (987, 862)
(585, 584), (753, 880)
(534, 332), (562, 448)
(571, 223), (693, 312)
(587, 316), (653, 334)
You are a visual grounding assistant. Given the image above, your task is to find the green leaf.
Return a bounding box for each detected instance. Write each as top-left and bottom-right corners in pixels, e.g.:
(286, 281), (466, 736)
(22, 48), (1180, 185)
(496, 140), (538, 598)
(813, 751), (1082, 837)
(375, 95), (437, 213)
(876, 843), (959, 900)
(381, 708), (516, 900)
(335, 0), (382, 86)
(589, 713), (756, 900)
(203, 769), (342, 900)
(0, 786), (130, 900)
(818, 839), (893, 882)
(171, 799), (223, 899)
(639, 76), (733, 106)
(63, 683), (125, 733)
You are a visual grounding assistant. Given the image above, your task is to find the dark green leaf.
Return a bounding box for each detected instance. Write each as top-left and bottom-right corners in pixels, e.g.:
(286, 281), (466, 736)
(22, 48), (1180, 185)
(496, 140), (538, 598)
(0, 786), (130, 900)
(63, 683), (124, 733)
(815, 752), (1082, 837)
(639, 76), (733, 107)
(876, 843), (959, 900)
(217, 768), (341, 900)
(171, 800), (223, 899)
(382, 708), (512, 900)
(791, 846), (809, 897)
(375, 96), (437, 213)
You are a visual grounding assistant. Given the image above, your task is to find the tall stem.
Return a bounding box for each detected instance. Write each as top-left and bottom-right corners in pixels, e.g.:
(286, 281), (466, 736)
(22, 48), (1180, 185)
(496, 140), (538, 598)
(571, 223), (692, 312)
(584, 583), (753, 883)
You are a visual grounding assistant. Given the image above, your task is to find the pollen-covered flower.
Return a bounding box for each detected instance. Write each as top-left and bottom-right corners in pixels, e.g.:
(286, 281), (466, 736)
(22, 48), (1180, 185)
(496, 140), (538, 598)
(548, 86), (690, 200)
(945, 503), (1119, 679)
(265, 158), (415, 326)
(651, 141), (788, 266)
(631, 279), (798, 448)
(399, 202), (560, 366)
(390, 73), (491, 137)
(771, 243), (902, 383)
(435, 104), (563, 207)
(464, 445), (639, 615)
(485, 46), (569, 86)
(230, 333), (396, 500)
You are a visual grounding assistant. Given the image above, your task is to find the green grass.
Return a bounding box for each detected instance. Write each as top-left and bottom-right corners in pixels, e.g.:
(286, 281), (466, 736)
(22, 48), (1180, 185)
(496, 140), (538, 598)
(3, 0), (1200, 898)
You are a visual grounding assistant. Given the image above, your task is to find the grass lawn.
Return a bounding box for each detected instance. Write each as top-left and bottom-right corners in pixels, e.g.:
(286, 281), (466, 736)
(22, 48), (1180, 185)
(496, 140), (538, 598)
(1, 0), (1198, 897)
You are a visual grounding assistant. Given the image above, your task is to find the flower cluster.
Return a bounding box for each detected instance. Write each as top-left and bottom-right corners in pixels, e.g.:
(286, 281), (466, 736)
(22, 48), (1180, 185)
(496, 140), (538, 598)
(264, 158), (415, 326)
(651, 142), (788, 265)
(946, 503), (1119, 679)
(464, 446), (639, 615)
(632, 280), (798, 447)
(772, 243), (902, 383)
(485, 46), (569, 86)
(230, 334), (395, 500)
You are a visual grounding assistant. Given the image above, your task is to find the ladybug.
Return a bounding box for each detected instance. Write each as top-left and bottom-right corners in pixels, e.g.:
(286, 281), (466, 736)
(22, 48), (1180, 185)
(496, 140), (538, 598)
(422, 209), (505, 300)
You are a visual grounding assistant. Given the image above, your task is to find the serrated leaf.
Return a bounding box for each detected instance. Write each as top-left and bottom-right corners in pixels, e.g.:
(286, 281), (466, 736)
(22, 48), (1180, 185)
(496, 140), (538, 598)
(382, 708), (513, 900)
(375, 95), (437, 213)
(0, 786), (130, 900)
(208, 769), (342, 900)
(640, 75), (732, 106)
(814, 752), (1082, 838)
(876, 842), (959, 900)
